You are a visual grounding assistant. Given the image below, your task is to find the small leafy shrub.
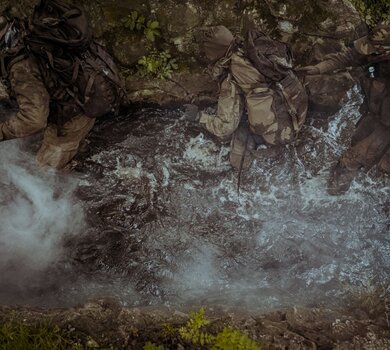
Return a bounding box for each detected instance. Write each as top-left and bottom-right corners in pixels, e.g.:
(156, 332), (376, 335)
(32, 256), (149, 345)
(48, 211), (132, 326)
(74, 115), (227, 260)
(122, 11), (161, 42)
(145, 307), (262, 349)
(211, 328), (261, 350)
(179, 308), (215, 346)
(138, 50), (178, 79)
(144, 20), (161, 42)
(351, 0), (390, 26)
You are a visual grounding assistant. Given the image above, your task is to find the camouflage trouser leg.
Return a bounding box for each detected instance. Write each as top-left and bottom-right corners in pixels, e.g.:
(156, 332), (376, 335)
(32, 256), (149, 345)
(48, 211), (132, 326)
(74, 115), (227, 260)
(350, 113), (377, 147)
(340, 123), (390, 171)
(246, 87), (295, 145)
(36, 114), (95, 169)
(229, 123), (256, 170)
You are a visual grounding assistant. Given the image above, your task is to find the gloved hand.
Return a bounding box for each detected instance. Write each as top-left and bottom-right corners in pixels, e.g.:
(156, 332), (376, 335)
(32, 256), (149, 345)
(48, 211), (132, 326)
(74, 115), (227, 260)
(295, 65), (321, 75)
(182, 104), (200, 122)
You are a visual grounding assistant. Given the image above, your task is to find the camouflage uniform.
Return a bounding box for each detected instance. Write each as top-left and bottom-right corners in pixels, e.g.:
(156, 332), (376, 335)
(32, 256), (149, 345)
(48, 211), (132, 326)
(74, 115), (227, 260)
(304, 22), (390, 194)
(0, 56), (95, 169)
(0, 16), (95, 169)
(197, 26), (306, 169)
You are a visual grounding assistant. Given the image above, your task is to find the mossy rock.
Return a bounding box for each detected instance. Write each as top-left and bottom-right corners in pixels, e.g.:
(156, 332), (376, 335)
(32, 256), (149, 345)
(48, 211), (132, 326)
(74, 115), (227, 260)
(112, 31), (149, 67)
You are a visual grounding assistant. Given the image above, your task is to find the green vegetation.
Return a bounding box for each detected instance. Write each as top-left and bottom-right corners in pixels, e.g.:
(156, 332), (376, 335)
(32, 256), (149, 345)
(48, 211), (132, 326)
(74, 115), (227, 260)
(0, 323), (77, 350)
(211, 328), (261, 350)
(143, 308), (262, 350)
(143, 342), (165, 350)
(121, 11), (161, 42)
(0, 323), (116, 350)
(350, 0), (390, 26)
(138, 49), (178, 79)
(122, 10), (178, 79)
(1, 308), (261, 350)
(179, 308), (215, 346)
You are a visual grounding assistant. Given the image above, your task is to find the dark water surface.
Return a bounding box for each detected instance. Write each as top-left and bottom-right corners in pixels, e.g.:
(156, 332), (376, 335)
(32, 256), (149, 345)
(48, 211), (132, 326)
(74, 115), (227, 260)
(0, 86), (389, 310)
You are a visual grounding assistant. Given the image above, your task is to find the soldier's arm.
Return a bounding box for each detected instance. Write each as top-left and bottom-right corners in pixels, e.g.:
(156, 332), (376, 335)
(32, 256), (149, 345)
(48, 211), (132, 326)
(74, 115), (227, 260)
(315, 47), (367, 73)
(298, 47), (367, 75)
(0, 58), (50, 141)
(199, 77), (244, 140)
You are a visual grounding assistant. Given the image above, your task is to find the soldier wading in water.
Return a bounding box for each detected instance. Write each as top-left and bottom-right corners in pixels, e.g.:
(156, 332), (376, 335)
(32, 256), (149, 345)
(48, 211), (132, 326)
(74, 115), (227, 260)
(184, 25), (308, 172)
(0, 2), (125, 169)
(299, 21), (390, 195)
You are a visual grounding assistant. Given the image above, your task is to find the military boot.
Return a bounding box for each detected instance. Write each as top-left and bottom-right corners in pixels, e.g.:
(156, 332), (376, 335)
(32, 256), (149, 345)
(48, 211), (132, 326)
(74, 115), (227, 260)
(229, 126), (255, 170)
(327, 162), (357, 195)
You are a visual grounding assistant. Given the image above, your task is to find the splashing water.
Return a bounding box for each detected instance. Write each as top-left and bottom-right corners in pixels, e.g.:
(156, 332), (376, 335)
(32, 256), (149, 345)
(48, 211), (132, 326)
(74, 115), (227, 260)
(0, 86), (388, 310)
(0, 140), (85, 304)
(66, 85), (388, 310)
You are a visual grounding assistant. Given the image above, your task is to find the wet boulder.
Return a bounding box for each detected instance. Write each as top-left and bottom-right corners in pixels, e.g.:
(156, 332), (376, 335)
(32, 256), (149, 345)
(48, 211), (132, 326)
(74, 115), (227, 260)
(305, 72), (357, 112)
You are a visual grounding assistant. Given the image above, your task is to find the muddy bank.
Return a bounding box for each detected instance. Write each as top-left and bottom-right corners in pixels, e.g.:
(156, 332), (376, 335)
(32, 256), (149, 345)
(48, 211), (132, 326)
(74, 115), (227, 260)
(0, 299), (389, 349)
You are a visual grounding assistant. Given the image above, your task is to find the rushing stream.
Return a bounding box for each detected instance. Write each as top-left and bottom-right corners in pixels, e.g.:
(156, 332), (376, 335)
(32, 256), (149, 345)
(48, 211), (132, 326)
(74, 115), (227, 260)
(0, 86), (389, 310)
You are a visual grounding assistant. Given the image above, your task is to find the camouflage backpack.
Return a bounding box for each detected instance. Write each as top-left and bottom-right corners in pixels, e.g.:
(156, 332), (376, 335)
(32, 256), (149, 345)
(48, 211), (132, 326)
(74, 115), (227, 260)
(244, 30), (308, 132)
(25, 0), (126, 123)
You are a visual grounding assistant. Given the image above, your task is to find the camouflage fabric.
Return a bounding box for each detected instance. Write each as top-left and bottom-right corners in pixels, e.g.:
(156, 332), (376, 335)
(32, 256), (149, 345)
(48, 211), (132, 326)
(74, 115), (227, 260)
(199, 77), (244, 140)
(197, 25), (234, 62)
(339, 122), (390, 171)
(311, 22), (390, 179)
(229, 123), (256, 170)
(0, 57), (95, 169)
(199, 50), (301, 147)
(0, 57), (50, 140)
(354, 21), (390, 55)
(36, 114), (95, 168)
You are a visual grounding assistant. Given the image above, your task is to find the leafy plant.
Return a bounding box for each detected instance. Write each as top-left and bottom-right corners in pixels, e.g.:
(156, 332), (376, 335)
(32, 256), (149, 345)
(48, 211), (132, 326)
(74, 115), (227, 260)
(179, 308), (215, 346)
(143, 341), (165, 350)
(351, 0), (390, 26)
(138, 50), (178, 79)
(122, 11), (161, 42)
(144, 20), (161, 42)
(211, 328), (261, 350)
(121, 11), (145, 31)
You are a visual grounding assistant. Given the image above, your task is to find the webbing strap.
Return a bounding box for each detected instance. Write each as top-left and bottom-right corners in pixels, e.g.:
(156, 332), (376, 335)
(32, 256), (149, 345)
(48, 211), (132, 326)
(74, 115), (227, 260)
(0, 56), (6, 78)
(84, 70), (99, 101)
(70, 58), (80, 84)
(276, 81), (300, 132)
(45, 49), (54, 68)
